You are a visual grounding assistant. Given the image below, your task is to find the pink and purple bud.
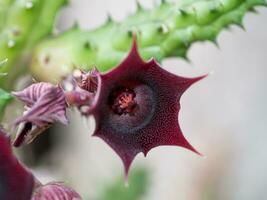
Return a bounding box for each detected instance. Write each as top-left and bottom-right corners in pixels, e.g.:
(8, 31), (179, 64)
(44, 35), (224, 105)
(62, 68), (99, 115)
(12, 82), (68, 147)
(31, 183), (82, 200)
(76, 67), (98, 93)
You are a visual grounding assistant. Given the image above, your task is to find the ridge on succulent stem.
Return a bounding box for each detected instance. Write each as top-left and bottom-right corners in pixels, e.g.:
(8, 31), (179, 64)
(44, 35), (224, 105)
(30, 0), (267, 83)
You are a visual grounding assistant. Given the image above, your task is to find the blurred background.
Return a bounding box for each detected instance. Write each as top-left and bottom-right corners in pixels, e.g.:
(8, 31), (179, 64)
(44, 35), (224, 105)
(4, 0), (267, 199)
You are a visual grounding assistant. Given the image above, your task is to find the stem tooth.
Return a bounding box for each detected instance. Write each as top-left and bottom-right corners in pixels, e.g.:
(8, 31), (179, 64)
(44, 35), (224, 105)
(84, 41), (91, 49)
(179, 8), (188, 16)
(29, 0), (266, 82)
(106, 13), (113, 23)
(136, 0), (143, 11)
(158, 24), (169, 34)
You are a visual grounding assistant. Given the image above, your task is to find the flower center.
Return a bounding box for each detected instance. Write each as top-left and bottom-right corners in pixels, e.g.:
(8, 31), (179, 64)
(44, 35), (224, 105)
(107, 84), (155, 132)
(111, 88), (137, 115)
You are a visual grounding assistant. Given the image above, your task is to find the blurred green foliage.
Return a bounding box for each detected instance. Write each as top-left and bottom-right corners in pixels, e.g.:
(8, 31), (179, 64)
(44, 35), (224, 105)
(95, 168), (149, 200)
(0, 59), (12, 119)
(0, 0), (67, 89)
(0, 88), (12, 120)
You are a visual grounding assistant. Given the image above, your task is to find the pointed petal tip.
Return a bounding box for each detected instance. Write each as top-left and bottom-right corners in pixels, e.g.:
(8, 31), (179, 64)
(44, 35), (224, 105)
(122, 159), (132, 182)
(175, 132), (203, 157)
(129, 34), (139, 57)
(124, 34), (145, 65)
(192, 73), (209, 83)
(124, 173), (130, 186)
(183, 142), (203, 157)
(143, 151), (148, 157)
(56, 115), (69, 125)
(193, 149), (203, 157)
(11, 91), (19, 96)
(12, 122), (32, 147)
(13, 139), (23, 147)
(11, 90), (26, 100)
(181, 73), (208, 91)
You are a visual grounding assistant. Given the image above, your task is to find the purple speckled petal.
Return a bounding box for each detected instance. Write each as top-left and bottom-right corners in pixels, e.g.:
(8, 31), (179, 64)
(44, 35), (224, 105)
(32, 183), (81, 200)
(12, 82), (68, 147)
(91, 38), (207, 177)
(0, 128), (34, 200)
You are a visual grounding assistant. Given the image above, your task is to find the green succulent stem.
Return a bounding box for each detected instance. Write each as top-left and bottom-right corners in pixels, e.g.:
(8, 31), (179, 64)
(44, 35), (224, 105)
(0, 0), (14, 31)
(0, 0), (67, 89)
(0, 59), (12, 120)
(28, 0), (265, 83)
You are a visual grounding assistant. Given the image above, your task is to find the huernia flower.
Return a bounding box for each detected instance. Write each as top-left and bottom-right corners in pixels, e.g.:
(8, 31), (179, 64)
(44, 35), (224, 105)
(89, 38), (207, 176)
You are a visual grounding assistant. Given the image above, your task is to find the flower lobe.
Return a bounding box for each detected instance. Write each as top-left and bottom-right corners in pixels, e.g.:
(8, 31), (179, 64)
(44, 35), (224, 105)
(91, 38), (207, 177)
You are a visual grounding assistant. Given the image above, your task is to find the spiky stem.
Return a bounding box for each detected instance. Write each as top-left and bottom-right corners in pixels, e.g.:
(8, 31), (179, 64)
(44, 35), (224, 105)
(0, 0), (67, 89)
(30, 0), (267, 83)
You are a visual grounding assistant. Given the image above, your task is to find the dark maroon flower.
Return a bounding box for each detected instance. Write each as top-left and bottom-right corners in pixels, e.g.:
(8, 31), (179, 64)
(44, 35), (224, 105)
(31, 182), (82, 200)
(91, 38), (206, 176)
(12, 82), (68, 147)
(0, 128), (34, 200)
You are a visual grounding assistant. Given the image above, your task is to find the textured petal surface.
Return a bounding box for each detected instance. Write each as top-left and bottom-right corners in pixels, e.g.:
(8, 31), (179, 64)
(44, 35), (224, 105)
(92, 39), (206, 176)
(62, 70), (96, 115)
(0, 128), (34, 200)
(12, 82), (68, 147)
(13, 82), (68, 126)
(77, 67), (99, 93)
(32, 183), (81, 200)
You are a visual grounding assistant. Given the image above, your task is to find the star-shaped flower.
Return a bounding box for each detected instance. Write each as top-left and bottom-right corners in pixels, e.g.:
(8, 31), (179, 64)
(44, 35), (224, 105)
(91, 38), (206, 176)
